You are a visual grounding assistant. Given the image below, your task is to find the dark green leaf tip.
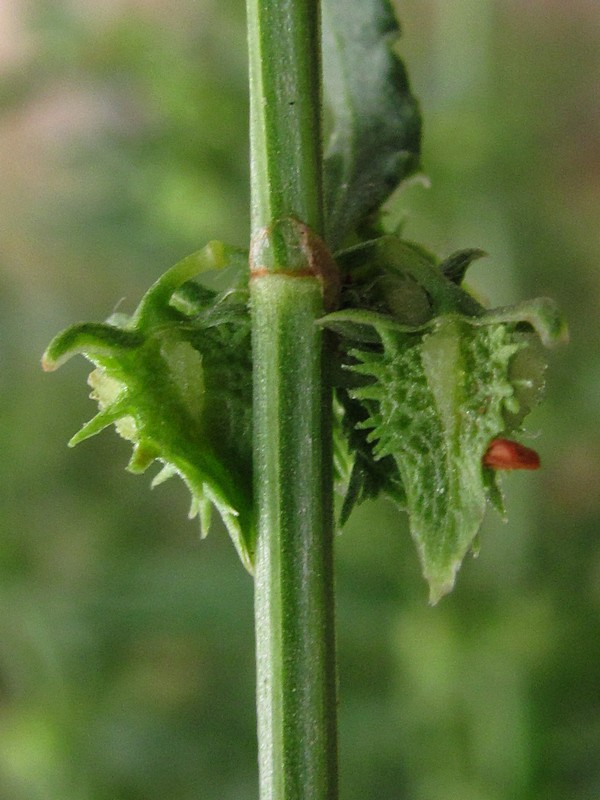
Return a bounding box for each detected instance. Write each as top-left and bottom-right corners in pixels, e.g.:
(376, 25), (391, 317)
(440, 248), (487, 285)
(322, 0), (421, 248)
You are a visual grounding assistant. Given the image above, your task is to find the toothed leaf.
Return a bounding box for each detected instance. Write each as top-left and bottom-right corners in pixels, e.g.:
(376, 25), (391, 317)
(350, 317), (521, 603)
(43, 242), (255, 570)
(323, 234), (566, 602)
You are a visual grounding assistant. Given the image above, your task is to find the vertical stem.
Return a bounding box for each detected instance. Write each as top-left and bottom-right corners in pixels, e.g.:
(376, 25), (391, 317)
(247, 0), (338, 798)
(247, 0), (324, 236)
(253, 275), (337, 800)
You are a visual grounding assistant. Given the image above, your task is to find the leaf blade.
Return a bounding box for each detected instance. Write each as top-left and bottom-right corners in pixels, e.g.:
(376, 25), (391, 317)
(43, 244), (255, 569)
(322, 0), (421, 248)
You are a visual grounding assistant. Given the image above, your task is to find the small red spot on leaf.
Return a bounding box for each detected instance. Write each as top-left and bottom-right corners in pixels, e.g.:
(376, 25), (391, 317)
(483, 438), (540, 470)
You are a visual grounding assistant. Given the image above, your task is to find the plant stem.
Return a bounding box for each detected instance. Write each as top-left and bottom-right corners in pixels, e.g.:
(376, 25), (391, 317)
(253, 275), (337, 800)
(247, 0), (338, 798)
(247, 0), (323, 236)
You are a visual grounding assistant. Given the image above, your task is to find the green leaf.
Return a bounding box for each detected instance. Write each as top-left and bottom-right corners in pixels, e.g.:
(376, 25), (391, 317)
(43, 243), (255, 570)
(322, 0), (421, 249)
(351, 317), (520, 603)
(440, 248), (487, 285)
(322, 235), (567, 602)
(334, 388), (405, 526)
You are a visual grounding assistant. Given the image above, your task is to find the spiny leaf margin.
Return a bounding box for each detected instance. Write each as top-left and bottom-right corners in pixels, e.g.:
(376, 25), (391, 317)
(43, 242), (255, 570)
(322, 235), (566, 602)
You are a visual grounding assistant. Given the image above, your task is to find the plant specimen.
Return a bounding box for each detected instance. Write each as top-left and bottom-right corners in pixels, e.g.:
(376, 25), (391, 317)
(43, 0), (566, 796)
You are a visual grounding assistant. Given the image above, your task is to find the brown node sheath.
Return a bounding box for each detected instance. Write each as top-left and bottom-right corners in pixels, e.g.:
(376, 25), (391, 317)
(250, 217), (340, 310)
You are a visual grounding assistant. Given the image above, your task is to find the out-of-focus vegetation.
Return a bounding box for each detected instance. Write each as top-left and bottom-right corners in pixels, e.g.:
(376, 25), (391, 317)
(0, 0), (598, 798)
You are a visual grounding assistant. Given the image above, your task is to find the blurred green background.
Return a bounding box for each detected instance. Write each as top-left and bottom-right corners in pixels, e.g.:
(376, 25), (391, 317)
(1, 0), (598, 798)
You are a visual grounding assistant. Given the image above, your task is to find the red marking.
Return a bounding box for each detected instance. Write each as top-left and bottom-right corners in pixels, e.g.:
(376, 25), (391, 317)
(483, 438), (540, 470)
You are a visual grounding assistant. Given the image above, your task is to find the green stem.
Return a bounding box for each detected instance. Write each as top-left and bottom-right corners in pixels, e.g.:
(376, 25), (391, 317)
(247, 0), (323, 237)
(253, 276), (337, 800)
(247, 0), (338, 798)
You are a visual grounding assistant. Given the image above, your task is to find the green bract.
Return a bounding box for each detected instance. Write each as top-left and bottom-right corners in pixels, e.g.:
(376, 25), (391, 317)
(42, 242), (255, 570)
(43, 0), (567, 603)
(322, 235), (567, 602)
(43, 233), (567, 601)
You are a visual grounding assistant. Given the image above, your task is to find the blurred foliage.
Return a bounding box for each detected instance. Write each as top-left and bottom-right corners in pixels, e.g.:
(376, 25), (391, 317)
(0, 0), (599, 798)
